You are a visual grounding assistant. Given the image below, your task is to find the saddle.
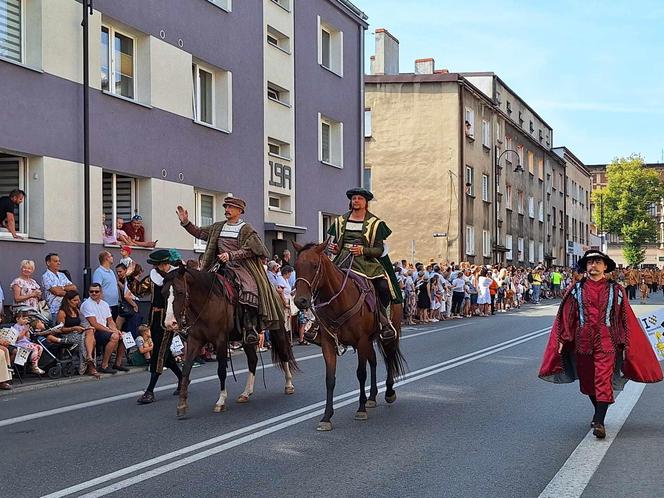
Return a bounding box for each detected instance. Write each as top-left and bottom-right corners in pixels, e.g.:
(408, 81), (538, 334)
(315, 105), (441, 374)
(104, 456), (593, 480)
(319, 270), (378, 331)
(214, 272), (238, 306)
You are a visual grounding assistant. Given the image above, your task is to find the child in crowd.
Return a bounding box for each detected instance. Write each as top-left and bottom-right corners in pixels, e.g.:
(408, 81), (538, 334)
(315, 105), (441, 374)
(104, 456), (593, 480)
(640, 279), (649, 304)
(135, 324), (153, 363)
(496, 283), (507, 313)
(119, 245), (134, 269)
(515, 282), (524, 309)
(12, 313), (45, 374)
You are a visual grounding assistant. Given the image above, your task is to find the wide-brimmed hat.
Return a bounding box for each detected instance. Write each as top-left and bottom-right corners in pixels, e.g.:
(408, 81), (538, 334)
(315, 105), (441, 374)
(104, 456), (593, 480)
(577, 250), (616, 273)
(346, 187), (374, 201)
(223, 196), (246, 213)
(147, 248), (182, 265)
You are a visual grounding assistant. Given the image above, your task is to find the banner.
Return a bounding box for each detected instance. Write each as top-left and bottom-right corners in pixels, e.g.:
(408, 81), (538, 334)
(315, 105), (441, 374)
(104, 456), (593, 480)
(638, 308), (664, 361)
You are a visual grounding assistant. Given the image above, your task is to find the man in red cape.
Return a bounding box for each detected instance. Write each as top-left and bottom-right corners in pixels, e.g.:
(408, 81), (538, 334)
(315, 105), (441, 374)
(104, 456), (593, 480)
(539, 250), (662, 438)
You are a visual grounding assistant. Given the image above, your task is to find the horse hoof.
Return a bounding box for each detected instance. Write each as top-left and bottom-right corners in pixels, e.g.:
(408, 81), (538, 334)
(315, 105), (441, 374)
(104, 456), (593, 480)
(213, 404), (225, 413)
(176, 407), (188, 419)
(354, 411), (368, 421)
(317, 422), (333, 431)
(366, 400), (377, 408)
(385, 392), (397, 404)
(236, 394), (250, 403)
(284, 386), (295, 395)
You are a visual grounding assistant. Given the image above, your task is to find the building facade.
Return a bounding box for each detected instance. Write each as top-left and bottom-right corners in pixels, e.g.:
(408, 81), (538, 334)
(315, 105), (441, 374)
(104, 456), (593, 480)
(364, 29), (569, 267)
(0, 0), (366, 289)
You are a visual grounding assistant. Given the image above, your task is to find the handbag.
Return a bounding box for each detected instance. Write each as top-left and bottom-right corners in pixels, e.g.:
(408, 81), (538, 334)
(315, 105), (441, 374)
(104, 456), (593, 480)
(119, 299), (134, 318)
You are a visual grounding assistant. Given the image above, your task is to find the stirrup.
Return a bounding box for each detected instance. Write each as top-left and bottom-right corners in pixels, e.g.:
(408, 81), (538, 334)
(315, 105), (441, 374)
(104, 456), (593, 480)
(379, 322), (397, 341)
(244, 328), (259, 346)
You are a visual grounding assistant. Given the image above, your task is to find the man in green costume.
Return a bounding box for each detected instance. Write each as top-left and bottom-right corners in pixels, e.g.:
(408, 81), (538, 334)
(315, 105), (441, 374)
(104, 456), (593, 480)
(176, 197), (285, 345)
(328, 188), (401, 340)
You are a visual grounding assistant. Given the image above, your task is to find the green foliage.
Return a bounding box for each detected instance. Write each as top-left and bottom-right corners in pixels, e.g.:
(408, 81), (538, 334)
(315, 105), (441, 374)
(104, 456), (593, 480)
(591, 154), (664, 264)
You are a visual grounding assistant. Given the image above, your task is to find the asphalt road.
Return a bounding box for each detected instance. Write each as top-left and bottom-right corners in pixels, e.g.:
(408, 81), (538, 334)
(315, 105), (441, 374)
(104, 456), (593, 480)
(2, 295), (664, 498)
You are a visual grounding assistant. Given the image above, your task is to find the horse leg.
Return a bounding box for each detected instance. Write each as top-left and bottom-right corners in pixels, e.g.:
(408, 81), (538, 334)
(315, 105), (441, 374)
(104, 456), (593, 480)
(317, 337), (337, 431)
(238, 345), (257, 403)
(354, 340), (369, 421)
(366, 345), (378, 408)
(177, 336), (201, 419)
(384, 340), (398, 404)
(284, 363), (295, 395)
(214, 342), (229, 413)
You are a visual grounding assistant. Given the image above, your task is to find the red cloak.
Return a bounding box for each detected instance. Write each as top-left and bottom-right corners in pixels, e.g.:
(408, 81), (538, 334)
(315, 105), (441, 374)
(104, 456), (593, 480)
(539, 278), (662, 394)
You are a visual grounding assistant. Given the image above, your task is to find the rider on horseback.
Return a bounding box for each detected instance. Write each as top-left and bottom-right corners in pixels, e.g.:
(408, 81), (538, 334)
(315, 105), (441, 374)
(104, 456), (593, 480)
(176, 197), (285, 346)
(328, 188), (402, 340)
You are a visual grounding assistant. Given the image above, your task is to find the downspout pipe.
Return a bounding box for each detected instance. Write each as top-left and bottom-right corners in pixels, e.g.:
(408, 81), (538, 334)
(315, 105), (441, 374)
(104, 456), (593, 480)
(458, 82), (465, 261)
(82, 0), (93, 290)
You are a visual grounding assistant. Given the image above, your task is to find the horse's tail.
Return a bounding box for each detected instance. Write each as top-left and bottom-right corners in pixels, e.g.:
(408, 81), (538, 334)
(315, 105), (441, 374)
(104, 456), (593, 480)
(270, 325), (300, 373)
(376, 303), (407, 379)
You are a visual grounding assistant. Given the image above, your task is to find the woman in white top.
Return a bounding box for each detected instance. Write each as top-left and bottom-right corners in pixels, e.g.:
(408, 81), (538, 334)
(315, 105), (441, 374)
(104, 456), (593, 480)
(476, 268), (492, 316)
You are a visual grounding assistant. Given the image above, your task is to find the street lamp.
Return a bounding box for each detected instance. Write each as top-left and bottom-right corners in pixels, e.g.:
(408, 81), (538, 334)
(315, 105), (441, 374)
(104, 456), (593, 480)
(494, 148), (524, 264)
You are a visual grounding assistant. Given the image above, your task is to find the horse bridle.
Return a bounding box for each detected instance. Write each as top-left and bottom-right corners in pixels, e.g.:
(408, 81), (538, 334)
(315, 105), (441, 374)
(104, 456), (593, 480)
(295, 252), (354, 311)
(173, 268), (215, 336)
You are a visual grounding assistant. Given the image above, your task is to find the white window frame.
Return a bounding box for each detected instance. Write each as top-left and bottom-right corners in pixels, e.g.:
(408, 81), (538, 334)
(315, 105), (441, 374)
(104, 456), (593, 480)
(191, 60), (232, 133)
(516, 145), (524, 167)
(192, 63), (215, 126)
(0, 0), (24, 64)
(464, 107), (475, 138)
(207, 0), (231, 12)
(518, 237), (524, 262)
(482, 174), (490, 202)
(101, 24), (136, 100)
(505, 234), (513, 260)
(528, 240), (535, 263)
(318, 113), (344, 168)
(267, 25), (291, 53)
(528, 196), (535, 218)
(505, 185), (512, 210)
(271, 0), (291, 11)
(482, 230), (491, 257)
(538, 242), (544, 262)
(267, 81), (290, 106)
(466, 226), (475, 256)
(538, 200), (544, 222)
(267, 137), (291, 161)
(103, 172), (139, 241)
(482, 120), (490, 148)
(194, 191), (216, 250)
(317, 16), (343, 77)
(319, 212), (335, 243)
(517, 191), (524, 215)
(0, 156), (28, 238)
(364, 109), (372, 138)
(465, 166), (474, 196)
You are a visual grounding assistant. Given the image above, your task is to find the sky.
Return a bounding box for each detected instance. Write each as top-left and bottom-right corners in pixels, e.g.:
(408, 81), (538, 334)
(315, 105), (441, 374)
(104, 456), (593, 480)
(357, 0), (664, 165)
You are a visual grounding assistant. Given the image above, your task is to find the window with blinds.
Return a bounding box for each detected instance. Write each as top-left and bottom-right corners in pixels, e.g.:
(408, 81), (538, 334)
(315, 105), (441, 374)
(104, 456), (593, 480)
(103, 172), (137, 233)
(0, 0), (22, 63)
(0, 156), (25, 234)
(194, 192), (215, 249)
(321, 122), (331, 163)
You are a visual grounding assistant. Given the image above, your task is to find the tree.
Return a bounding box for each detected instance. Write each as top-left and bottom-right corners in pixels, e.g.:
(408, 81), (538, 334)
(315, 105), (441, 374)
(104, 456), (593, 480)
(591, 155), (664, 267)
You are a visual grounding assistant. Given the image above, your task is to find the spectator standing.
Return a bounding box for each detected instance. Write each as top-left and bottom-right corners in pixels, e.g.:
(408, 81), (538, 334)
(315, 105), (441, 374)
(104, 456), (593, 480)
(0, 188), (25, 239)
(92, 251), (120, 319)
(531, 269), (542, 304)
(115, 263), (142, 337)
(42, 253), (77, 324)
(416, 272), (431, 322)
(450, 272), (466, 318)
(550, 268), (562, 298)
(476, 269), (492, 316)
(11, 260), (42, 309)
(80, 283), (127, 374)
(122, 214), (157, 248)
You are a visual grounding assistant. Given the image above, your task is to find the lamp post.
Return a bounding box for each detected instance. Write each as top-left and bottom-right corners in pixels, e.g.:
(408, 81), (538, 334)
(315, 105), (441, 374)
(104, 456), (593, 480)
(494, 148), (524, 264)
(82, 0), (94, 290)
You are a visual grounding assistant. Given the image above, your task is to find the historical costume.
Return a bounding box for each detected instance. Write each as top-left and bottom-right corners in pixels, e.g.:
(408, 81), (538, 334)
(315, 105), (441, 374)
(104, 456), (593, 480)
(539, 250), (662, 437)
(181, 196), (285, 344)
(327, 188), (402, 339)
(137, 249), (183, 405)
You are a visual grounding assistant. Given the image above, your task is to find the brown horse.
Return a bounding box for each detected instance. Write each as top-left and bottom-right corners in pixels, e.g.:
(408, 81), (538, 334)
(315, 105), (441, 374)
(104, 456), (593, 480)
(162, 265), (297, 418)
(293, 241), (406, 431)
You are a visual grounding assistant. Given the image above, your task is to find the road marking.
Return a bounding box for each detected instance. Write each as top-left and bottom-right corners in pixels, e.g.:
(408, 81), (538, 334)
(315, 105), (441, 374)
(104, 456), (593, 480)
(0, 321), (472, 428)
(538, 381), (646, 498)
(43, 327), (551, 498)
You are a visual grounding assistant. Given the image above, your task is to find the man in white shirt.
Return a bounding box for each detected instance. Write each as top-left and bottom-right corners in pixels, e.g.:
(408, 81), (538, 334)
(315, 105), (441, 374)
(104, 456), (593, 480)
(42, 253), (78, 324)
(81, 283), (126, 374)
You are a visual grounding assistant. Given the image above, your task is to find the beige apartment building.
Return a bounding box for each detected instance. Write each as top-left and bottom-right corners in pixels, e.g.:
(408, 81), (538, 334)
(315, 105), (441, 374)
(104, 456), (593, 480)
(365, 29), (572, 267)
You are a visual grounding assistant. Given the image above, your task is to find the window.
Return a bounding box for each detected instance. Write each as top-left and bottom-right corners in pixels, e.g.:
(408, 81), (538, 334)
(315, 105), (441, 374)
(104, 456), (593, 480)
(267, 25), (291, 52)
(103, 172), (139, 239)
(267, 82), (290, 106)
(464, 108), (475, 138)
(0, 0), (21, 63)
(529, 121), (534, 133)
(319, 113), (343, 168)
(546, 173), (552, 193)
(505, 185), (513, 210)
(552, 208), (557, 227)
(268, 196), (280, 209)
(268, 138), (291, 159)
(559, 173), (564, 196)
(528, 151), (534, 175)
(0, 156), (27, 237)
(538, 201), (544, 222)
(271, 0), (290, 10)
(465, 166), (474, 196)
(539, 129), (544, 142)
(538, 159), (544, 180)
(208, 0), (231, 11)
(528, 196), (534, 218)
(505, 234), (513, 260)
(192, 61), (232, 131)
(363, 167), (372, 192)
(317, 16), (343, 76)
(101, 25), (135, 99)
(483, 230), (491, 257)
(268, 192), (291, 213)
(505, 136), (513, 160)
(517, 190), (524, 214)
(518, 237), (524, 262)
(194, 192), (215, 249)
(518, 111), (524, 126)
(466, 226), (475, 256)
(528, 240), (535, 263)
(482, 120), (490, 148)
(495, 120), (503, 143)
(320, 212), (335, 242)
(506, 101), (512, 115)
(517, 145), (524, 167)
(364, 109), (372, 138)
(482, 174), (490, 202)
(538, 242), (544, 262)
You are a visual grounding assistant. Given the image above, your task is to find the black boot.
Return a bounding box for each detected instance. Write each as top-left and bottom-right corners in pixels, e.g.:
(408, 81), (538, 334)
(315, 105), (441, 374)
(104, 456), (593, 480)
(379, 305), (397, 341)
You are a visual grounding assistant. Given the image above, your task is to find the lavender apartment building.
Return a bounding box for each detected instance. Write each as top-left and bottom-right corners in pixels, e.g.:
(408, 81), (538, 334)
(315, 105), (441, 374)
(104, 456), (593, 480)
(0, 0), (367, 291)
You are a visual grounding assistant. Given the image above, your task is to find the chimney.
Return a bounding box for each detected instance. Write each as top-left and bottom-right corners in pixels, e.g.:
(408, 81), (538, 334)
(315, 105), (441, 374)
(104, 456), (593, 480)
(369, 55), (376, 76)
(415, 58), (435, 75)
(372, 28), (399, 75)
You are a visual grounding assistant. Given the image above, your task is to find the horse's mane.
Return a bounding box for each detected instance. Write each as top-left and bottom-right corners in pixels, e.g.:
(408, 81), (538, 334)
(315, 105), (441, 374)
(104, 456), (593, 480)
(300, 242), (320, 252)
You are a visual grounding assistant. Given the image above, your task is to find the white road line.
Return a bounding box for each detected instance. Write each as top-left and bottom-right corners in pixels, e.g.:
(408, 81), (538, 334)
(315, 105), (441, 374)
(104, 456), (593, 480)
(0, 322), (471, 428)
(43, 327), (551, 498)
(538, 381), (646, 498)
